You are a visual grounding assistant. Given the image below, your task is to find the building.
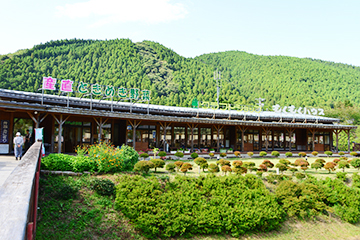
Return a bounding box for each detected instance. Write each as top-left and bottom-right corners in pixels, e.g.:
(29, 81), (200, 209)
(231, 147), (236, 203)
(0, 88), (356, 154)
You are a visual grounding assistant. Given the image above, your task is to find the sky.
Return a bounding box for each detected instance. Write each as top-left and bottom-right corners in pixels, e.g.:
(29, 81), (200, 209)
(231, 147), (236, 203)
(1, 0), (360, 66)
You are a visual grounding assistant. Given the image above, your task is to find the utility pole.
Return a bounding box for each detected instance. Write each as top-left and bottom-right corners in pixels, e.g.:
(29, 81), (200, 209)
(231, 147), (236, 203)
(214, 69), (221, 106)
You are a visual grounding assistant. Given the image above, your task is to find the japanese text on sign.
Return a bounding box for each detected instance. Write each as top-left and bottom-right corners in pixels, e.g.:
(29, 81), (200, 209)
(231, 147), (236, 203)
(1, 120), (9, 143)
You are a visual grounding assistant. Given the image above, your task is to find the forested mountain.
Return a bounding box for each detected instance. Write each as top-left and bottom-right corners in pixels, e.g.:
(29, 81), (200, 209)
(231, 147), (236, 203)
(1, 38), (360, 111)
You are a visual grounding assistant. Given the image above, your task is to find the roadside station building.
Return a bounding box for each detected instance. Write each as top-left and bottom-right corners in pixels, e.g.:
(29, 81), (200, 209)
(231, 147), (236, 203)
(0, 88), (356, 155)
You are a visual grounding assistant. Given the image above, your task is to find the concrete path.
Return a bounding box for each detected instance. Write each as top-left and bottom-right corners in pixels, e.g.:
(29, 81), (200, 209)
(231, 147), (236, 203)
(0, 156), (20, 187)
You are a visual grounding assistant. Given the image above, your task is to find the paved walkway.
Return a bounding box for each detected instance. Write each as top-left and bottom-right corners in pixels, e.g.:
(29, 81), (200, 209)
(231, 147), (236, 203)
(0, 156), (19, 188)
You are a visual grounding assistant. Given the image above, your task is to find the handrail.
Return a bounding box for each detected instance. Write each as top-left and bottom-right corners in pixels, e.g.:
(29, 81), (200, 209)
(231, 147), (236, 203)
(0, 142), (42, 240)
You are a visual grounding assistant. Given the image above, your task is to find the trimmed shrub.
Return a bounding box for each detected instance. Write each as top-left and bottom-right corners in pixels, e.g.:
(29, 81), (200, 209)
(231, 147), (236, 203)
(234, 151), (241, 157)
(258, 164), (268, 172)
(271, 151), (280, 157)
(285, 152), (293, 157)
(275, 163), (287, 173)
(208, 163), (219, 173)
(247, 152), (254, 158)
(220, 152), (227, 158)
(41, 153), (74, 171)
(350, 152), (358, 157)
(338, 160), (350, 172)
(242, 162), (255, 171)
(324, 162), (336, 173)
(298, 152), (307, 157)
(288, 167), (298, 176)
(72, 155), (96, 173)
(140, 152), (149, 160)
(150, 159), (165, 172)
(350, 158), (360, 170)
(339, 151), (345, 156)
(279, 158), (291, 166)
(92, 178), (115, 196)
(315, 158), (326, 167)
(194, 157), (208, 172)
(166, 163), (176, 172)
(262, 159), (274, 168)
(333, 158), (340, 163)
(324, 151), (333, 157)
(180, 163), (193, 175)
(174, 161), (184, 171)
(191, 152), (198, 159)
(216, 159), (231, 167)
(133, 160), (155, 173)
(174, 151), (184, 159)
(311, 162), (322, 172)
(259, 151), (267, 157)
(295, 172), (306, 180)
(221, 165), (232, 175)
(311, 151), (318, 156)
(208, 152), (215, 159)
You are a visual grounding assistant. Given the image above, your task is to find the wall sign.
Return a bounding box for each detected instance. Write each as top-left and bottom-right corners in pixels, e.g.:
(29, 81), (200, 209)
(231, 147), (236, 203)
(1, 120), (9, 144)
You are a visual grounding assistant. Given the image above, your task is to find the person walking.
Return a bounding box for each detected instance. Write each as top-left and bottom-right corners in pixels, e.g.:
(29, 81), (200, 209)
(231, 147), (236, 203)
(14, 132), (24, 160)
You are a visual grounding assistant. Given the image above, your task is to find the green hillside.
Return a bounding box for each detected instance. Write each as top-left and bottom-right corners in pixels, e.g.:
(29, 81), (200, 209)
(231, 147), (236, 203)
(1, 38), (360, 111)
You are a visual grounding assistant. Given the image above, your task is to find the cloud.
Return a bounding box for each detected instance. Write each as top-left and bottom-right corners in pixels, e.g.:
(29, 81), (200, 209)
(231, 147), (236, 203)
(56, 0), (188, 27)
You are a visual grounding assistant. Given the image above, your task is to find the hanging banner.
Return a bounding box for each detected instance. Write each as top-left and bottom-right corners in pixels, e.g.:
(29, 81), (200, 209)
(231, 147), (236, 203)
(1, 120), (9, 144)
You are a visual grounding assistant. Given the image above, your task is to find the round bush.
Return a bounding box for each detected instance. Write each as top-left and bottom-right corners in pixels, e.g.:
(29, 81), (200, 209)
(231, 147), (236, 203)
(220, 152), (227, 158)
(158, 151), (167, 157)
(295, 172), (306, 180)
(93, 178), (115, 196)
(208, 163), (219, 173)
(271, 151), (280, 157)
(191, 152), (198, 159)
(234, 151), (241, 157)
(311, 151), (318, 156)
(166, 163), (176, 172)
(175, 151), (184, 158)
(259, 151), (267, 157)
(285, 152), (293, 157)
(140, 152), (149, 159)
(133, 160), (155, 173)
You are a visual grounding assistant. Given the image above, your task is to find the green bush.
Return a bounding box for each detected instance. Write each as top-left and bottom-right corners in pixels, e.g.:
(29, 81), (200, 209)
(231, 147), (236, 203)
(285, 152), (293, 157)
(220, 152), (227, 158)
(311, 151), (318, 156)
(87, 143), (139, 173)
(262, 159), (274, 168)
(92, 178), (115, 196)
(208, 163), (219, 173)
(72, 155), (96, 173)
(295, 172), (306, 180)
(275, 163), (288, 173)
(271, 151), (280, 157)
(194, 157), (208, 172)
(174, 151), (184, 159)
(339, 151), (345, 156)
(324, 151), (333, 157)
(350, 152), (358, 157)
(165, 163), (176, 172)
(190, 152), (198, 159)
(311, 162), (322, 172)
(133, 160), (155, 173)
(247, 152), (254, 157)
(259, 151), (267, 157)
(267, 173), (291, 184)
(275, 180), (327, 218)
(279, 158), (290, 166)
(115, 174), (285, 238)
(350, 158), (360, 170)
(338, 160), (350, 172)
(140, 152), (149, 159)
(41, 153), (74, 171)
(298, 152), (307, 157)
(158, 151), (167, 157)
(336, 172), (347, 182)
(150, 159), (165, 172)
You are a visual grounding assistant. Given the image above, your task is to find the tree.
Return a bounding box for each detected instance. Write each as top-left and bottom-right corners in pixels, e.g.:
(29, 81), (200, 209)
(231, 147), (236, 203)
(311, 162), (322, 172)
(216, 158), (231, 167)
(174, 161), (183, 171)
(150, 159), (165, 173)
(279, 158), (291, 166)
(288, 167), (298, 176)
(262, 160), (274, 169)
(208, 163), (219, 173)
(324, 151), (333, 157)
(221, 165), (232, 175)
(166, 163), (176, 172)
(315, 159), (325, 168)
(258, 164), (268, 172)
(194, 157), (208, 172)
(350, 158), (360, 170)
(139, 152), (149, 160)
(275, 163), (287, 174)
(133, 160), (154, 173)
(338, 160), (350, 172)
(242, 162), (255, 172)
(180, 162), (193, 175)
(324, 162), (336, 173)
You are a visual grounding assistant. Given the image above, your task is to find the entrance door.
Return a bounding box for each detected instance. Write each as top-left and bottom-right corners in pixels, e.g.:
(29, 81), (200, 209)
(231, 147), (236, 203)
(64, 126), (82, 153)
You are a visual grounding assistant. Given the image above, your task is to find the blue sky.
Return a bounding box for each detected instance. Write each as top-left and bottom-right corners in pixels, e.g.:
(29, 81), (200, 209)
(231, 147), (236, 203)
(1, 0), (360, 66)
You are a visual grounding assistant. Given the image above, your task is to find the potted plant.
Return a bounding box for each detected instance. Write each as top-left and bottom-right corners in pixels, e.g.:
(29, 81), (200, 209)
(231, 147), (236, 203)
(210, 148), (215, 153)
(184, 149), (190, 154)
(227, 148), (233, 153)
